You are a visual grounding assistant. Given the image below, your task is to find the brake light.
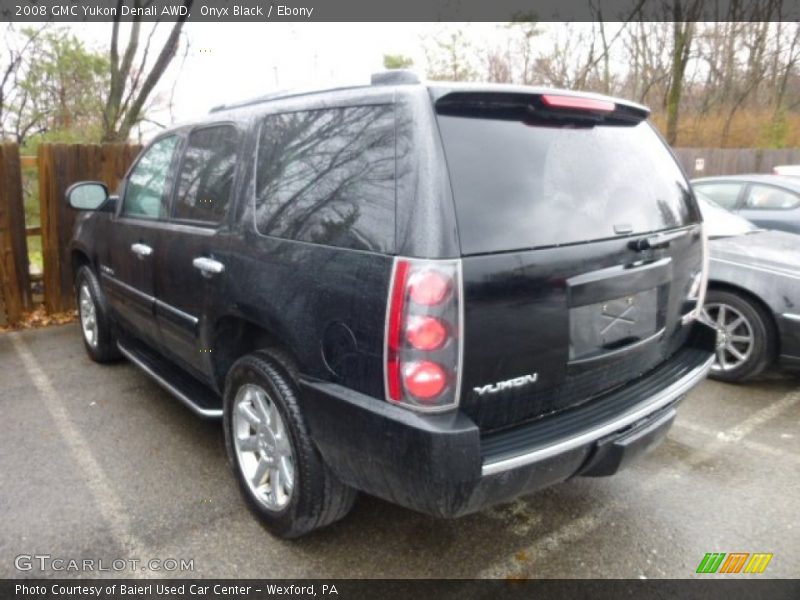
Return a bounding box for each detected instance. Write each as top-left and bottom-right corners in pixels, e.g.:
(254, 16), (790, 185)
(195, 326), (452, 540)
(403, 361), (447, 400)
(406, 316), (448, 350)
(540, 94), (615, 112)
(385, 258), (463, 412)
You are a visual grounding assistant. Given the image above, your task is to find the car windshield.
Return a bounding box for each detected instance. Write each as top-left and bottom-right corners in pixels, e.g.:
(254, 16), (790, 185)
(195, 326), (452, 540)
(696, 192), (759, 238)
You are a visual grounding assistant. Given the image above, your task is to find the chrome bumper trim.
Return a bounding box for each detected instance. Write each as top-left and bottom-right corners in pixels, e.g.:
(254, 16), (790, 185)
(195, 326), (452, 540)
(481, 354), (714, 476)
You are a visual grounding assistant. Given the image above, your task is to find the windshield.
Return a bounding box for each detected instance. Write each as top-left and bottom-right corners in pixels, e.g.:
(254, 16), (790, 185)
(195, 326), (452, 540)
(695, 192), (759, 238)
(436, 108), (699, 255)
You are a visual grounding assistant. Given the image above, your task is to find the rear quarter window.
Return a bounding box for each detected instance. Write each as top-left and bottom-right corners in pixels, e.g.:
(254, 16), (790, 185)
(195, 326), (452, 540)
(437, 114), (698, 255)
(254, 105), (395, 252)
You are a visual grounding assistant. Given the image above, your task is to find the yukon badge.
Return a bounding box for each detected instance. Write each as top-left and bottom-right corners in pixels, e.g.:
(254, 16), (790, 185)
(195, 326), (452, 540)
(474, 373), (538, 396)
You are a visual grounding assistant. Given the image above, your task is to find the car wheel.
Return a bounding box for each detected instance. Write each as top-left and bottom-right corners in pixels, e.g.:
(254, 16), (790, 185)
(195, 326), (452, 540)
(223, 349), (356, 538)
(701, 289), (775, 382)
(75, 266), (121, 363)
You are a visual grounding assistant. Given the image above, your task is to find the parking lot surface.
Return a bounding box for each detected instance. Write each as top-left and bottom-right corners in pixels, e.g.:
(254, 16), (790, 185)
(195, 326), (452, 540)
(1, 324), (798, 578)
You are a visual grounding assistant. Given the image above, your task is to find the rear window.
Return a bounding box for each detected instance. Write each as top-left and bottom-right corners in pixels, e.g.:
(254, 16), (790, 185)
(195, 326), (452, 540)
(437, 108), (698, 255)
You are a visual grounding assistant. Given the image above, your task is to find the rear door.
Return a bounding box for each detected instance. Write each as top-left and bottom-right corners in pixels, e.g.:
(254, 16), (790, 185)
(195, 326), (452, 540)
(153, 124), (240, 381)
(435, 92), (704, 431)
(104, 135), (180, 350)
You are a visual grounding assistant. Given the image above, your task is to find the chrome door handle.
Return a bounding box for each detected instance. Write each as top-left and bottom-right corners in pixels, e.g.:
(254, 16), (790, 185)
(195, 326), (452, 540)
(193, 257), (225, 277)
(131, 243), (153, 259)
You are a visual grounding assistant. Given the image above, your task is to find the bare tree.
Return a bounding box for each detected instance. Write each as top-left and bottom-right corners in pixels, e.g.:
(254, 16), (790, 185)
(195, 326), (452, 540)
(102, 0), (192, 142)
(663, 0), (704, 144)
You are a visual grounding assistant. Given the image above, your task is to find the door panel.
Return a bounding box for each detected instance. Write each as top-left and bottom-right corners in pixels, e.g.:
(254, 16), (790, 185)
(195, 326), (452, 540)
(154, 125), (239, 379)
(103, 136), (180, 348)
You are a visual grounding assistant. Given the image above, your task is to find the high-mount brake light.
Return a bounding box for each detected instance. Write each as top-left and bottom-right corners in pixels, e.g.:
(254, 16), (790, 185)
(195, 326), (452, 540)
(540, 94), (615, 113)
(385, 258), (463, 412)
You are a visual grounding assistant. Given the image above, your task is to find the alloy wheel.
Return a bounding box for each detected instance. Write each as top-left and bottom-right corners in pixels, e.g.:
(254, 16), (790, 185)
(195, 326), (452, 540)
(701, 302), (754, 372)
(232, 383), (295, 511)
(78, 283), (99, 348)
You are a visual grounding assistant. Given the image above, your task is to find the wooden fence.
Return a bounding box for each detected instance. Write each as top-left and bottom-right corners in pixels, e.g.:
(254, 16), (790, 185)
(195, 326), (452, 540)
(674, 147), (800, 178)
(38, 143), (141, 313)
(0, 143), (30, 325)
(0, 142), (799, 326)
(0, 143), (140, 325)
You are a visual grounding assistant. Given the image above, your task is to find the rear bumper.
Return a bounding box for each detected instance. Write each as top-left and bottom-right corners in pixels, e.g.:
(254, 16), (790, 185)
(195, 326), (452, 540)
(299, 322), (716, 518)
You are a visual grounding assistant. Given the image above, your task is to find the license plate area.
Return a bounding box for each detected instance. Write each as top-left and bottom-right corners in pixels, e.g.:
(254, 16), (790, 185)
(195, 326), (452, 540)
(569, 288), (660, 361)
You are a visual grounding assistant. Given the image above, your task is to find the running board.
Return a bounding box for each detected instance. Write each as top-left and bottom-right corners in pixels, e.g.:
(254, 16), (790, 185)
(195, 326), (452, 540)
(117, 341), (223, 419)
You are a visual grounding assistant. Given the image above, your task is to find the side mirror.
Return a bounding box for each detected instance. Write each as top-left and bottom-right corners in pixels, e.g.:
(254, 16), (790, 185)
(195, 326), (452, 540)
(66, 181), (109, 211)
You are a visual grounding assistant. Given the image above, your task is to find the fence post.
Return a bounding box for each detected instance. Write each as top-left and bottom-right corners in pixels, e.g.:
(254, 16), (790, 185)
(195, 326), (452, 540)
(0, 142), (31, 325)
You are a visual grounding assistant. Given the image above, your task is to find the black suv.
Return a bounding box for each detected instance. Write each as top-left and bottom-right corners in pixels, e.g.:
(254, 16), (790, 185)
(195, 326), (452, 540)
(67, 71), (716, 538)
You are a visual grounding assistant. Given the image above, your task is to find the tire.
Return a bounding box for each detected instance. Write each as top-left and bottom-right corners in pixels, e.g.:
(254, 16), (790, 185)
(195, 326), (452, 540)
(702, 289), (776, 383)
(75, 266), (122, 363)
(223, 349), (356, 538)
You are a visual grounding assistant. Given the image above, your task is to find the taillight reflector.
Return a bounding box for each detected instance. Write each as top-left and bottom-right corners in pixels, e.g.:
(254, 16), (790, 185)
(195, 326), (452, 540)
(386, 260), (410, 401)
(540, 94), (615, 113)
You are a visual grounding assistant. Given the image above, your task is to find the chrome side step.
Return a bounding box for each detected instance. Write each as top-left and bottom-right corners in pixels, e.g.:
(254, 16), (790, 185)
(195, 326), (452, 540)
(117, 342), (223, 419)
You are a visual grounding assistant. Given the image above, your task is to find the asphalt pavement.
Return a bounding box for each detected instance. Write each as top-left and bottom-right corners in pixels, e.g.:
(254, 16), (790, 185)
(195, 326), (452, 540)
(1, 324), (798, 578)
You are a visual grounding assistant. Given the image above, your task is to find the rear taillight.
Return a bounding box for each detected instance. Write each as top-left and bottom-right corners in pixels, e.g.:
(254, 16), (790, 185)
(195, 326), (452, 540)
(385, 258), (463, 412)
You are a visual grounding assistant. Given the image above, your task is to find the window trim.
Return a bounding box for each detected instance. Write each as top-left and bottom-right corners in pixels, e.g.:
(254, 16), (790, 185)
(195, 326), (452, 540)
(741, 182), (800, 211)
(118, 133), (184, 222)
(169, 121), (241, 229)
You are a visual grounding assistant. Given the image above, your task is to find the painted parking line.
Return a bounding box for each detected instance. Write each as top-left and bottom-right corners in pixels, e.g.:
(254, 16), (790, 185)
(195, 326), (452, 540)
(715, 389), (800, 443)
(9, 332), (155, 578)
(480, 387), (800, 578)
(477, 512), (604, 578)
(674, 420), (800, 465)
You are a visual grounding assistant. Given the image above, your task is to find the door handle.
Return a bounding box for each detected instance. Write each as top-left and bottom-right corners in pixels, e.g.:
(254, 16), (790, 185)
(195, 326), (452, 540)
(193, 257), (225, 277)
(131, 243), (153, 259)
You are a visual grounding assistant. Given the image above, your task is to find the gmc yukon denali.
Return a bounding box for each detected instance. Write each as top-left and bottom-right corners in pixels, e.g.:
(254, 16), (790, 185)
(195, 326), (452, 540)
(67, 71), (716, 538)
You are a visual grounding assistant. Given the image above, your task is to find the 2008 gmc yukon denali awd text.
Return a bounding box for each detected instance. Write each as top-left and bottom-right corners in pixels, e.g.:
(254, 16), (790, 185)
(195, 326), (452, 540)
(66, 71), (716, 538)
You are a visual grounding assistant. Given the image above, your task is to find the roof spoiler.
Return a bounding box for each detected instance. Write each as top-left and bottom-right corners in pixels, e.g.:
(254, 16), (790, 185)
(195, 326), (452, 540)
(434, 91), (649, 125)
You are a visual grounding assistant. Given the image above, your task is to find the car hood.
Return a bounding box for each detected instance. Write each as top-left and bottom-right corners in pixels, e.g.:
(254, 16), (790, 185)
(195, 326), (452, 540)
(709, 230), (800, 276)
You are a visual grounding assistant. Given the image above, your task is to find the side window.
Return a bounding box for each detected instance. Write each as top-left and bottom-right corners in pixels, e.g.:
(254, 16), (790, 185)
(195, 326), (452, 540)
(693, 182), (743, 210)
(254, 105), (395, 252)
(744, 184), (800, 210)
(123, 136), (179, 219)
(173, 125), (239, 224)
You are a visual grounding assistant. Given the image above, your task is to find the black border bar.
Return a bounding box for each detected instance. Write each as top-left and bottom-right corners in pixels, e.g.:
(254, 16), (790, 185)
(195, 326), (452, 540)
(4, 579), (800, 600)
(2, 0), (800, 22)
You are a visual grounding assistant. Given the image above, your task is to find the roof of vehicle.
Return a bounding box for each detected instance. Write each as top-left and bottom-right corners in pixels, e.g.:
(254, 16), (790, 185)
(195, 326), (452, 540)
(206, 70), (651, 117)
(691, 174), (800, 191)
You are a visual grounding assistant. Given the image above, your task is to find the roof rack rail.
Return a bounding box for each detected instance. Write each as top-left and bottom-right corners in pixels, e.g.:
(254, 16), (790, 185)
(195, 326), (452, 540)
(370, 70), (421, 86)
(209, 90), (294, 113)
(209, 72), (421, 114)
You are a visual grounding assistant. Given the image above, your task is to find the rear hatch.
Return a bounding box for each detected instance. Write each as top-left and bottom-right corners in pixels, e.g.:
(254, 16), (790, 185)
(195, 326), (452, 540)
(434, 90), (704, 431)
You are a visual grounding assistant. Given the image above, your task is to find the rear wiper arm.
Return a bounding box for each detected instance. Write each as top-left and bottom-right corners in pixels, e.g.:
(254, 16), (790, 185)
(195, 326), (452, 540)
(629, 229), (689, 252)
